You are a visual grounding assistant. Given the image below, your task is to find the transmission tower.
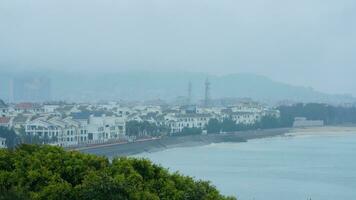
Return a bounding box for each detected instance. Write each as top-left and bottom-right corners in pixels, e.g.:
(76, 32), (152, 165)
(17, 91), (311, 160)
(204, 78), (210, 107)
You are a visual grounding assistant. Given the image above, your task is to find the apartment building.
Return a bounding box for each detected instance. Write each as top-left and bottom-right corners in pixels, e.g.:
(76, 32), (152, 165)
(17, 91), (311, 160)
(165, 113), (211, 134)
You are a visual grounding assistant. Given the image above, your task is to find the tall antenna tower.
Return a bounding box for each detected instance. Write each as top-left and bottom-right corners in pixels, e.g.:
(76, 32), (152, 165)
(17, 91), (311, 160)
(9, 79), (14, 103)
(204, 78), (210, 107)
(188, 81), (192, 105)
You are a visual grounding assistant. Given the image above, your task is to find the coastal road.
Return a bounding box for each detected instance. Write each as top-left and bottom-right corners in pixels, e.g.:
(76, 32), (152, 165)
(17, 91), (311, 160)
(79, 128), (291, 157)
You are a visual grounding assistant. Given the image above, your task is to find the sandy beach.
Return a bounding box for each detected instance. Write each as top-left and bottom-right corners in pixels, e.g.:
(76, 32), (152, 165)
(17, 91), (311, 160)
(287, 125), (356, 137)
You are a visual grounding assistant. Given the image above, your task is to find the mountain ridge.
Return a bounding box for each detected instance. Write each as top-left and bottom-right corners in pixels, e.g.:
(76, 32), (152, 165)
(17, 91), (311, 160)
(0, 70), (354, 104)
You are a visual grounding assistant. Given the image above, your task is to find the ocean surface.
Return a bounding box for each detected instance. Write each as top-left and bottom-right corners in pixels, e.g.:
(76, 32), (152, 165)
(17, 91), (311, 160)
(136, 133), (356, 200)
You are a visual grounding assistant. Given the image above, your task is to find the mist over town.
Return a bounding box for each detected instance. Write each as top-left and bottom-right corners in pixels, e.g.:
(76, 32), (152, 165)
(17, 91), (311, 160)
(1, 0), (356, 199)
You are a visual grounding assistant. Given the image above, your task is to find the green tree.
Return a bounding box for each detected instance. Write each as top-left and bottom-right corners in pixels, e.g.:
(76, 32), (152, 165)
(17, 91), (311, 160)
(221, 118), (236, 132)
(206, 119), (221, 134)
(0, 127), (20, 149)
(126, 120), (141, 136)
(0, 145), (236, 200)
(258, 115), (280, 129)
(180, 127), (202, 136)
(126, 120), (168, 137)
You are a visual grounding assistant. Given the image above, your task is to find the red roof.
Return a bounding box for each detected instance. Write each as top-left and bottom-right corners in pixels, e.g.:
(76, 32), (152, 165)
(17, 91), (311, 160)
(0, 117), (10, 124)
(15, 103), (34, 110)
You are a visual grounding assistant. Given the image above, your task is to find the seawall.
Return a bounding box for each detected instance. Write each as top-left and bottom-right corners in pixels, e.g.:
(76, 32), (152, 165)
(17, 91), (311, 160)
(79, 128), (290, 157)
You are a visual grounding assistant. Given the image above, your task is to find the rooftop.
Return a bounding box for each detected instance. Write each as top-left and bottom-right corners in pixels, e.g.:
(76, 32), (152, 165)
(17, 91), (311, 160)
(15, 103), (39, 110)
(0, 117), (11, 124)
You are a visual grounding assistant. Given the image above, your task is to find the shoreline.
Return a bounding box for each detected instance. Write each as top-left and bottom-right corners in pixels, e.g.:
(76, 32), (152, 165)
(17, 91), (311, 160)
(79, 125), (356, 157)
(287, 125), (356, 137)
(79, 128), (290, 157)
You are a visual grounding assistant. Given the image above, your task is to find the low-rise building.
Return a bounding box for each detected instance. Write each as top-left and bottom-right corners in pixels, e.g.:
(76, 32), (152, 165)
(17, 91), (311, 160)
(165, 113), (211, 134)
(50, 117), (84, 146)
(0, 117), (11, 128)
(43, 104), (59, 113)
(15, 103), (44, 114)
(221, 109), (261, 125)
(25, 117), (61, 142)
(12, 115), (29, 130)
(20, 101), (281, 145)
(0, 100), (9, 117)
(87, 114), (126, 142)
(25, 116), (85, 147)
(25, 112), (127, 147)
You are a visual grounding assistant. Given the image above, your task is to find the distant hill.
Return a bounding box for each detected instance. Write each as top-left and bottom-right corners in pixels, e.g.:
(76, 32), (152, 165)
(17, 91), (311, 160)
(0, 70), (354, 104)
(210, 73), (355, 104)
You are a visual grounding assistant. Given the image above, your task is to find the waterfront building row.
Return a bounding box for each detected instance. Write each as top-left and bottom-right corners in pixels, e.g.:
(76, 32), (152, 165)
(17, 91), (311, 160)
(25, 114), (126, 147)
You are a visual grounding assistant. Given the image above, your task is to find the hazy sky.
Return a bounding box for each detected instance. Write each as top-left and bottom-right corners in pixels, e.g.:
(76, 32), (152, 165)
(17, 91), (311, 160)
(1, 0), (355, 95)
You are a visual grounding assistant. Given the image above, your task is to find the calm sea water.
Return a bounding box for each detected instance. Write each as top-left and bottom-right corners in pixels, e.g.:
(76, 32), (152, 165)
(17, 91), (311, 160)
(136, 133), (356, 200)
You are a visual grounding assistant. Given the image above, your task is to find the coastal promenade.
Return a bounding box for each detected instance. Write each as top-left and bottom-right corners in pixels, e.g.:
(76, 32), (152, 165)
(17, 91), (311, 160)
(79, 128), (291, 157)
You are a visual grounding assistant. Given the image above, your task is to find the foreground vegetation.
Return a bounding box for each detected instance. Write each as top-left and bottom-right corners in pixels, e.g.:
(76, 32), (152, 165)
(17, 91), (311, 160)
(0, 145), (236, 200)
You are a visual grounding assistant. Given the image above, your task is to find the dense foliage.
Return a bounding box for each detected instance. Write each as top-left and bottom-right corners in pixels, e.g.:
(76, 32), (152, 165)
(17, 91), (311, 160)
(278, 103), (356, 127)
(126, 120), (169, 137)
(206, 116), (281, 134)
(0, 127), (55, 149)
(0, 145), (235, 200)
(206, 119), (221, 134)
(178, 127), (202, 136)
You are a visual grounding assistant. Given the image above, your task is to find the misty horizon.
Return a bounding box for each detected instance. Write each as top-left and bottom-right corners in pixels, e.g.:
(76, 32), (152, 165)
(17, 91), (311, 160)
(1, 0), (356, 97)
(0, 68), (355, 96)
(1, 1), (356, 200)
(0, 70), (355, 104)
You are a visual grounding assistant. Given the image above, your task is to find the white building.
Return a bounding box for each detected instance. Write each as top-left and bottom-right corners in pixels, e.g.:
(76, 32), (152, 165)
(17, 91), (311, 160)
(262, 108), (280, 119)
(26, 117), (64, 145)
(221, 109), (261, 125)
(87, 114), (126, 142)
(50, 117), (85, 146)
(14, 103), (44, 114)
(0, 100), (9, 117)
(229, 103), (263, 113)
(25, 116), (89, 147)
(165, 113), (211, 134)
(231, 112), (260, 125)
(44, 105), (59, 113)
(12, 115), (29, 130)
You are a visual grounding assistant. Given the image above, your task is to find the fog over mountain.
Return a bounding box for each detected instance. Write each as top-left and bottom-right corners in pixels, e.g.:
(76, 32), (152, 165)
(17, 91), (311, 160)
(1, 0), (356, 100)
(0, 69), (354, 104)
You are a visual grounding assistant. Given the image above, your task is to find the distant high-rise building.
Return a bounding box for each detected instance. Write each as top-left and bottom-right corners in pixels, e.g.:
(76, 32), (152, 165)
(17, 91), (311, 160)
(11, 76), (51, 102)
(204, 78), (210, 107)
